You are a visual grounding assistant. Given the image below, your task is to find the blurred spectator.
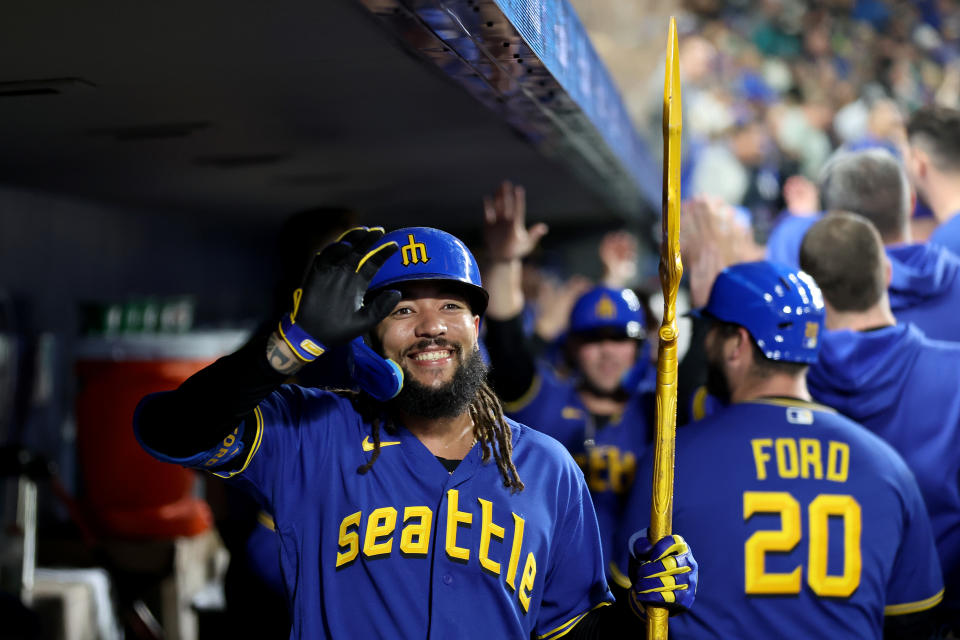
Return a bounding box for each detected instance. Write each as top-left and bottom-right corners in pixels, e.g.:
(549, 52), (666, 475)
(819, 147), (960, 341)
(618, 0), (960, 262)
(907, 105), (960, 255)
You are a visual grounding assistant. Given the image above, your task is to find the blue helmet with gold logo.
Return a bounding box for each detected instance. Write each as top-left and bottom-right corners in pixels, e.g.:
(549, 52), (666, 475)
(366, 227), (488, 315)
(692, 261), (825, 364)
(569, 286), (645, 340)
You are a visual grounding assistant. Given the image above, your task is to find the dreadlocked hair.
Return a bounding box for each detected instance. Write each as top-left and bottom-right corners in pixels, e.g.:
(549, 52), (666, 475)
(335, 382), (524, 493)
(470, 382), (524, 493)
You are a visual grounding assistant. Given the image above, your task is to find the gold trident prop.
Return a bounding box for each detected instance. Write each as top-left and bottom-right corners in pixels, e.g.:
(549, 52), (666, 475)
(647, 16), (683, 640)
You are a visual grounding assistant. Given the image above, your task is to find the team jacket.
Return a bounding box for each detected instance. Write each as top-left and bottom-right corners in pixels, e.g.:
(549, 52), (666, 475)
(808, 324), (960, 619)
(930, 213), (960, 258)
(617, 399), (943, 639)
(143, 386), (613, 640)
(504, 365), (653, 581)
(887, 242), (960, 342)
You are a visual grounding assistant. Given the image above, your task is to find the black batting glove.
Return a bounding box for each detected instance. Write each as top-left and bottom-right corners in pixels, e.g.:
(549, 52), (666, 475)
(278, 226), (400, 362)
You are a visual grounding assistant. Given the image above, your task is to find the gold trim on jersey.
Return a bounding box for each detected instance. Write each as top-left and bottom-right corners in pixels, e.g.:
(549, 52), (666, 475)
(692, 385), (709, 421)
(748, 397), (836, 413)
(608, 562), (632, 589)
(537, 601), (612, 639)
(884, 588), (944, 616)
(503, 375), (543, 413)
(211, 406), (265, 479)
(257, 511), (276, 531)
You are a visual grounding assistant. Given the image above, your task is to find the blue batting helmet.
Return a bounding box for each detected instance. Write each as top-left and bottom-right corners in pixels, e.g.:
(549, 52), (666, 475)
(366, 227), (488, 315)
(692, 261), (825, 364)
(569, 286), (645, 339)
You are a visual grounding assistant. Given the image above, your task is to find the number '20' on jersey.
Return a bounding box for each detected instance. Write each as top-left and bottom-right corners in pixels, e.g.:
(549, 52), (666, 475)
(618, 399), (943, 639)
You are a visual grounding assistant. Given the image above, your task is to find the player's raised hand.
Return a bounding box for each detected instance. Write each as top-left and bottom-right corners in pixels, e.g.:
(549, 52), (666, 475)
(278, 226), (400, 363)
(627, 529), (698, 619)
(483, 181), (548, 262)
(600, 230), (639, 288)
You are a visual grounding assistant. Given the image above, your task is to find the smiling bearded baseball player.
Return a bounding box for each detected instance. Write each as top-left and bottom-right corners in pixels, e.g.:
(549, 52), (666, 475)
(133, 226), (697, 639)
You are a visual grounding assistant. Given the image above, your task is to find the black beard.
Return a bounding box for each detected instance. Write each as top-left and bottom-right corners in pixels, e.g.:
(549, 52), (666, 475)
(705, 359), (732, 405)
(389, 345), (487, 419)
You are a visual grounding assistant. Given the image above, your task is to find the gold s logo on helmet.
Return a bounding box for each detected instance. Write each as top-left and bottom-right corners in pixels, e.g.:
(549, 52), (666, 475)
(804, 321), (819, 347)
(595, 295), (616, 319)
(400, 234), (430, 266)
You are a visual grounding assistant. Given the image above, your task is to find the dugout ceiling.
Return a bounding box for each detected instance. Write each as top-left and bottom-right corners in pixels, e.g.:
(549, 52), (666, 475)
(0, 0), (657, 236)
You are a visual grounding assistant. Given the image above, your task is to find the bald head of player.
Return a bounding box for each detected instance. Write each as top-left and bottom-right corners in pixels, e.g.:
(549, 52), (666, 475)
(799, 212), (896, 331)
(818, 147), (912, 245)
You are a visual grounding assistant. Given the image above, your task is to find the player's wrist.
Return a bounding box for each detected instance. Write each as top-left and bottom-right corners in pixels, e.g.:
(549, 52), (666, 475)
(266, 331), (309, 375)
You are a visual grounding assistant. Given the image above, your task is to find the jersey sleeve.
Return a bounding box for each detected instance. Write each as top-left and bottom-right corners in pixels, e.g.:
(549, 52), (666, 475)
(223, 385), (344, 515)
(610, 449), (653, 587)
(535, 467), (614, 640)
(503, 364), (568, 430)
(885, 464), (945, 616)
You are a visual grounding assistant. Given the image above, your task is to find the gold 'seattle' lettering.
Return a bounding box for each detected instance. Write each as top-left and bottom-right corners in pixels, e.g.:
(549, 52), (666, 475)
(364, 507), (397, 557)
(334, 498), (535, 611)
(336, 511), (362, 567)
(446, 489), (472, 561)
(506, 512), (525, 590)
(400, 506), (431, 555)
(478, 498), (505, 574)
(518, 552), (537, 613)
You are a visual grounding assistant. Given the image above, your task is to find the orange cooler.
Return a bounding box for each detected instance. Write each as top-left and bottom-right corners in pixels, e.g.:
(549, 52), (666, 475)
(75, 332), (248, 539)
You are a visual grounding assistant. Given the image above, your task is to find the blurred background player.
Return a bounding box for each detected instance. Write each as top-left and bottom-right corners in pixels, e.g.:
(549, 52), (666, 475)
(819, 147), (960, 342)
(907, 105), (960, 257)
(618, 260), (943, 639)
(134, 226), (698, 638)
(481, 182), (654, 581)
(801, 211), (960, 634)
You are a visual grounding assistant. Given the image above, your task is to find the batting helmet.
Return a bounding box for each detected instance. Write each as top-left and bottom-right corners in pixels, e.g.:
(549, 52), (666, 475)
(692, 261), (825, 364)
(569, 286), (645, 339)
(366, 227), (488, 315)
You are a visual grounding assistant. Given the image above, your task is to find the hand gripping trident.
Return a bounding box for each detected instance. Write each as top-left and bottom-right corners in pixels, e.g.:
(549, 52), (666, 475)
(647, 16), (683, 640)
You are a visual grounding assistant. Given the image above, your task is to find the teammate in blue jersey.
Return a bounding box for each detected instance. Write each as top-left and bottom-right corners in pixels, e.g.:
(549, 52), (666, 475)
(617, 260), (944, 639)
(819, 147), (960, 342)
(133, 225), (696, 639)
(801, 211), (960, 633)
(908, 106), (960, 257)
(480, 182), (653, 582)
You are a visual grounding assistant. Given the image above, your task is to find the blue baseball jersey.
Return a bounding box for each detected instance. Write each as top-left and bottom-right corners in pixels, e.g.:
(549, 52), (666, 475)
(215, 386), (612, 639)
(504, 365), (652, 578)
(618, 399), (943, 639)
(930, 213), (960, 258)
(887, 243), (960, 342)
(809, 323), (960, 619)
